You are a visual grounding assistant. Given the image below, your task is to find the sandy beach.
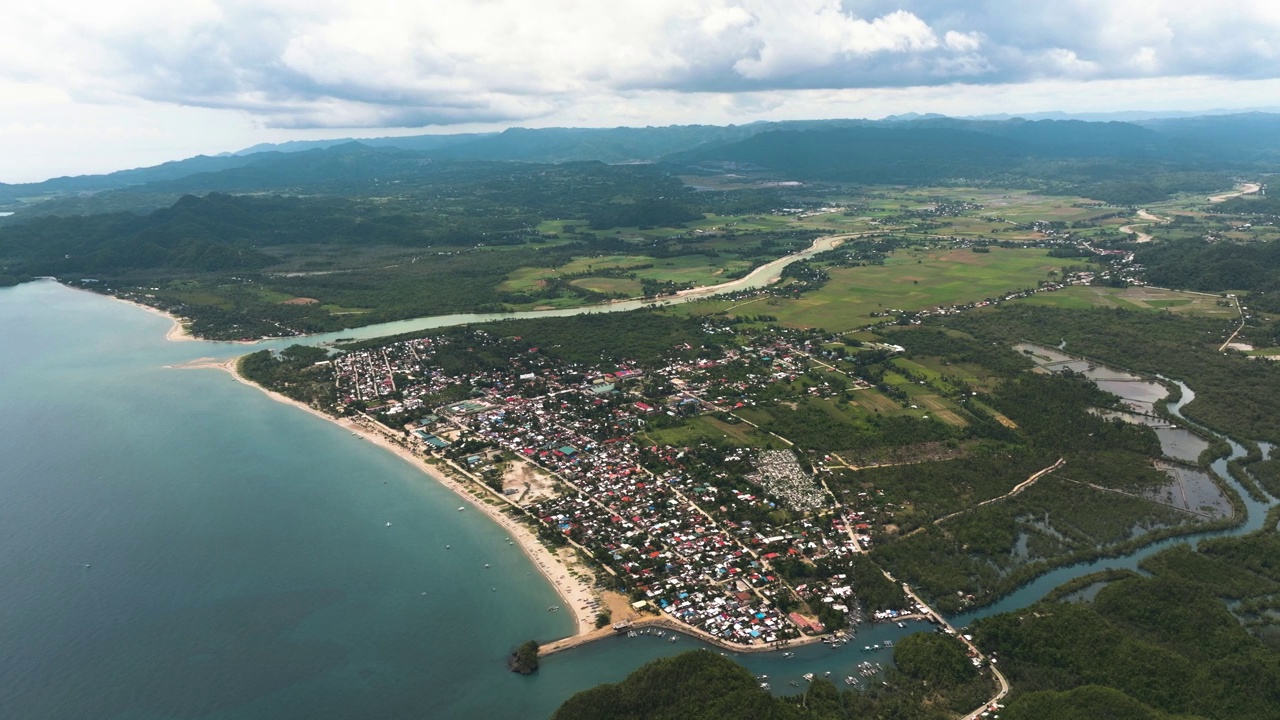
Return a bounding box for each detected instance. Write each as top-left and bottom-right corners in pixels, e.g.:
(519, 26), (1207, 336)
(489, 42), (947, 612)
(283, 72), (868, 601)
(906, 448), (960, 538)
(111, 294), (196, 341)
(173, 357), (599, 639)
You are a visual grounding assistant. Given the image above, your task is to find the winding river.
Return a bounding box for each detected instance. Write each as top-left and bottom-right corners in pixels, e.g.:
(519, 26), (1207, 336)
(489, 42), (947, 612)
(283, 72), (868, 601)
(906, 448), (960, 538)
(235, 281), (1279, 657)
(59, 242), (1277, 699)
(239, 232), (857, 349)
(951, 357), (1276, 628)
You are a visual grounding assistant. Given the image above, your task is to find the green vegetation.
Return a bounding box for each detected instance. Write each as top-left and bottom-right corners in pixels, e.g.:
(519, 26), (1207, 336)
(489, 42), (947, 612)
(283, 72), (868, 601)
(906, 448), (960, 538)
(237, 346), (335, 408)
(976, 524), (1280, 720)
(508, 640), (539, 675)
(943, 306), (1280, 443)
(1014, 285), (1237, 317)
(551, 649), (989, 720)
(683, 246), (1063, 332)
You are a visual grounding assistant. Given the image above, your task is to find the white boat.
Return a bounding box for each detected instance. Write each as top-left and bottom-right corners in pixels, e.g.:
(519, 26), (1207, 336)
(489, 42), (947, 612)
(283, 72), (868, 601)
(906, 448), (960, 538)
(385, 522), (392, 527)
(457, 507), (464, 511)
(802, 673), (814, 682)
(484, 563), (490, 568)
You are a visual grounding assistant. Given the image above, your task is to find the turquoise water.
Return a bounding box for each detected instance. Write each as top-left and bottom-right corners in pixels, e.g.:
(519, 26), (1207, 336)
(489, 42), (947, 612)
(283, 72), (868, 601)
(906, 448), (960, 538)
(0, 282), (579, 719)
(0, 282), (928, 718)
(5, 281), (1271, 718)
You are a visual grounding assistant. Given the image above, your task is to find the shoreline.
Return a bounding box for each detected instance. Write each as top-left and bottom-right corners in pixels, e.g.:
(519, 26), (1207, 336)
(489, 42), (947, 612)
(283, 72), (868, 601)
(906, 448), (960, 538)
(174, 356), (598, 640)
(62, 283), (198, 342)
(175, 355), (836, 657)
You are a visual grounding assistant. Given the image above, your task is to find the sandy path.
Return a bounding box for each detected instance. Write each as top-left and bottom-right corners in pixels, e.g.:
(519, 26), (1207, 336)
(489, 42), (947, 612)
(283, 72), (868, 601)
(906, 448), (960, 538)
(173, 357), (598, 639)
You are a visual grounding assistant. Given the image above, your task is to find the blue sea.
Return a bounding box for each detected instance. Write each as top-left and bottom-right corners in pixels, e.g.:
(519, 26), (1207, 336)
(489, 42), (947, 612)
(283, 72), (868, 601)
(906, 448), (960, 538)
(0, 281), (933, 719)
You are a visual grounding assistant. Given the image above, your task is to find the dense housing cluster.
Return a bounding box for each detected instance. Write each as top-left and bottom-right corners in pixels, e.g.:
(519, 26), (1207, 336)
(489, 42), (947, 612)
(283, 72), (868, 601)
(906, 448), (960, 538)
(324, 326), (919, 647)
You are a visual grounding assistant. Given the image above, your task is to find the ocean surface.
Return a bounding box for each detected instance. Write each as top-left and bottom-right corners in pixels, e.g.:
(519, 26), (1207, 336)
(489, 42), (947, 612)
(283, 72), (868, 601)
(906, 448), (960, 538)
(0, 281), (930, 719)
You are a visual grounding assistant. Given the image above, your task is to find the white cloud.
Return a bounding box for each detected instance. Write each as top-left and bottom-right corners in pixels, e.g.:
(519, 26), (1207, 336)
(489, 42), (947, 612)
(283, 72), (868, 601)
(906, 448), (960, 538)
(3, 2), (1280, 180)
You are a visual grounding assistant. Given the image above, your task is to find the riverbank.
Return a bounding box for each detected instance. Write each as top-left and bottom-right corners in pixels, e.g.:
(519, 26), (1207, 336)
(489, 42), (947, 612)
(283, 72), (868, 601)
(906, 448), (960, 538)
(64, 232), (861, 346)
(174, 356), (599, 640)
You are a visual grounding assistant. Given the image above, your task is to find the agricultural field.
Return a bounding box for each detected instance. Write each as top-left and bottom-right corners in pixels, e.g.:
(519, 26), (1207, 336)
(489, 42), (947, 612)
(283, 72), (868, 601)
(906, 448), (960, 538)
(682, 245), (1063, 332)
(1012, 285), (1239, 317)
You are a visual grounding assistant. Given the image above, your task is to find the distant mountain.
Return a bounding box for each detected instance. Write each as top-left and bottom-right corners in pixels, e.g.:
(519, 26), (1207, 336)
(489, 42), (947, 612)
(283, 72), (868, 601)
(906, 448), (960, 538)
(236, 125), (775, 164)
(665, 119), (1173, 183)
(6, 113), (1280, 216)
(1136, 112), (1280, 161)
(234, 133), (490, 156)
(0, 154), (260, 207)
(969, 108), (1280, 122)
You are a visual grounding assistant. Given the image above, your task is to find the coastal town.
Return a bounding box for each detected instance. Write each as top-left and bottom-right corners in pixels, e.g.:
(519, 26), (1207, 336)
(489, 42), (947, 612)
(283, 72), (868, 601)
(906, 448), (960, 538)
(316, 322), (935, 650)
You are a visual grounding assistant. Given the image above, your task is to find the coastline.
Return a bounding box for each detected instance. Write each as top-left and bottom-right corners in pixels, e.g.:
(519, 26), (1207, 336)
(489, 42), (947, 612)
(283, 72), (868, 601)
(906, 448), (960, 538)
(105, 293), (196, 342)
(174, 356), (835, 657)
(61, 283), (197, 341)
(174, 356), (599, 640)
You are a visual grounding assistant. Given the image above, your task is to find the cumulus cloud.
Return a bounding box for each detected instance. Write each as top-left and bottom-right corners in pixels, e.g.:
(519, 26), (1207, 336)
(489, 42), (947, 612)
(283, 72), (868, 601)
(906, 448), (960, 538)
(3, 1), (1280, 131)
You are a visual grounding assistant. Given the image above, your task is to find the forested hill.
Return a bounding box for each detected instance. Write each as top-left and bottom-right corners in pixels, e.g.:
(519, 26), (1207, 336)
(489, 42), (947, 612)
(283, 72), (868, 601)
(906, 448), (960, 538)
(0, 158), (722, 277)
(7, 113), (1280, 213)
(665, 117), (1274, 204)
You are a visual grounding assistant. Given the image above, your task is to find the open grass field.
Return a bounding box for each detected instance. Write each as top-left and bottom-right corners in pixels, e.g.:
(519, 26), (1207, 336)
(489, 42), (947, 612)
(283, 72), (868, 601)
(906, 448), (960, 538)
(569, 277), (644, 295)
(682, 246), (1060, 332)
(1012, 285), (1239, 317)
(849, 389), (901, 415)
(499, 251), (757, 296)
(644, 414), (777, 448)
(907, 357), (1002, 391)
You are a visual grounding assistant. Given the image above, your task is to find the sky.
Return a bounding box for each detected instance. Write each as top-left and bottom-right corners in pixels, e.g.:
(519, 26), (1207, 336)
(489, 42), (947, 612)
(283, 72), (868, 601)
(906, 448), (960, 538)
(4, 0), (1280, 183)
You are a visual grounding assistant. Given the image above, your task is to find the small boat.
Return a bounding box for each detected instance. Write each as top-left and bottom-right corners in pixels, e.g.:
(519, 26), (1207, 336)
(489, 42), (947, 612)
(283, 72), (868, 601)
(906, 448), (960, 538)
(457, 507), (464, 511)
(669, 636), (677, 643)
(386, 522), (392, 527)
(760, 682), (770, 690)
(789, 681), (799, 687)
(782, 652), (794, 658)
(802, 673), (814, 682)
(484, 563), (490, 568)
(897, 621), (906, 628)
(757, 675), (768, 680)
(445, 545), (451, 549)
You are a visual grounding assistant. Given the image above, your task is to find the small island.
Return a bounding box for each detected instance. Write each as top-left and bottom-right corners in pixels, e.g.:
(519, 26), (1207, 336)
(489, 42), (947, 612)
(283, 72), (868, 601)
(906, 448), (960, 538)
(509, 641), (540, 675)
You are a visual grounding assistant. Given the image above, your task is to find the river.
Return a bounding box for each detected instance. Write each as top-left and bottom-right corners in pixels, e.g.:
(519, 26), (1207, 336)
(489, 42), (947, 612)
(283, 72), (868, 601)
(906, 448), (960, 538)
(952, 349), (1276, 628)
(3, 280), (1275, 718)
(181, 232), (854, 349)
